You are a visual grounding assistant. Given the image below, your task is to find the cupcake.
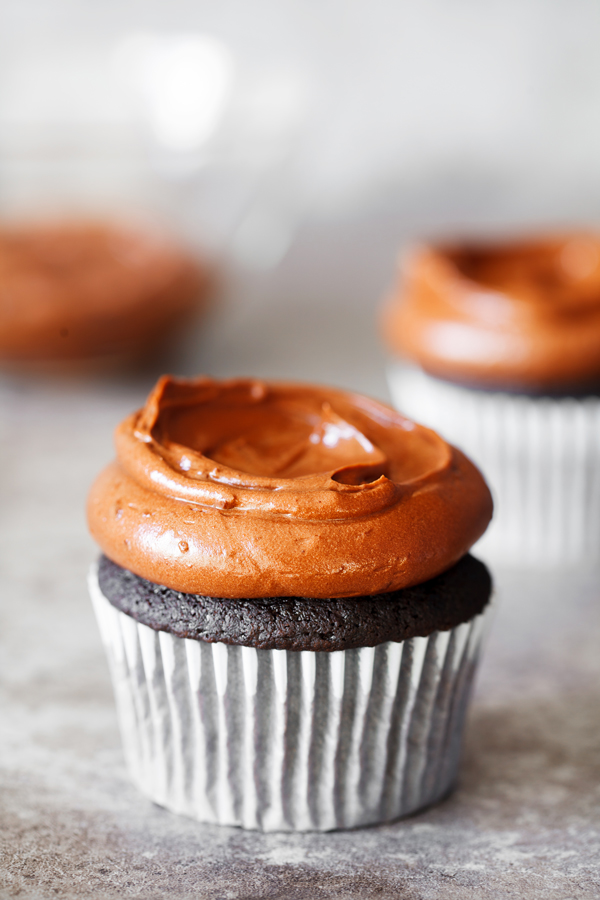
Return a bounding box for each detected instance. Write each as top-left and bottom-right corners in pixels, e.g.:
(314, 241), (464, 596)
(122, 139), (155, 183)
(87, 375), (493, 831)
(382, 236), (600, 565)
(0, 220), (206, 371)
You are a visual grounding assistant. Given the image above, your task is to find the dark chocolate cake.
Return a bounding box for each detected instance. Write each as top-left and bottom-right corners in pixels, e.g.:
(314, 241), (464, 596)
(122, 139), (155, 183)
(98, 553), (491, 653)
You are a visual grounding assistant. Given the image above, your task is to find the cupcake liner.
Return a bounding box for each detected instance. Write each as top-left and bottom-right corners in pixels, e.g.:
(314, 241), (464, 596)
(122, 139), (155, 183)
(89, 564), (490, 832)
(387, 362), (600, 565)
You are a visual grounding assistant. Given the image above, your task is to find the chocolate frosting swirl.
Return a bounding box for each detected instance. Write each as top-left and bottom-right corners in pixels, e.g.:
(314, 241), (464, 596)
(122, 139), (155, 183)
(0, 220), (204, 363)
(383, 236), (600, 391)
(87, 376), (493, 598)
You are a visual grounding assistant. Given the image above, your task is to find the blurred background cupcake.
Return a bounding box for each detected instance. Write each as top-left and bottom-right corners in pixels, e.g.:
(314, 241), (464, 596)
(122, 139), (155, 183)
(382, 236), (600, 566)
(0, 26), (311, 376)
(0, 219), (207, 372)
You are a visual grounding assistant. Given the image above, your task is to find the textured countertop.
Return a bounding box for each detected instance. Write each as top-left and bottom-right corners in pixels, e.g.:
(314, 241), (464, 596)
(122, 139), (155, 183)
(2, 215), (600, 899)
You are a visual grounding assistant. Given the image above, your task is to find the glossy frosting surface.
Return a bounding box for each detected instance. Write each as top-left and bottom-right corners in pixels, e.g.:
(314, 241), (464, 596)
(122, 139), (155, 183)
(0, 221), (203, 362)
(383, 236), (600, 390)
(88, 376), (492, 598)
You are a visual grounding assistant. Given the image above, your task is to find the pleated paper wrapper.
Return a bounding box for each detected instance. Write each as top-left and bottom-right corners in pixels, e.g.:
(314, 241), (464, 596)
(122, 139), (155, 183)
(388, 362), (600, 566)
(90, 566), (490, 832)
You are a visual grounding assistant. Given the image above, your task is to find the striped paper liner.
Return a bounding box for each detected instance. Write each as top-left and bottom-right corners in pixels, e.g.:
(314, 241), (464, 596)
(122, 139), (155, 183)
(90, 565), (490, 832)
(387, 362), (600, 566)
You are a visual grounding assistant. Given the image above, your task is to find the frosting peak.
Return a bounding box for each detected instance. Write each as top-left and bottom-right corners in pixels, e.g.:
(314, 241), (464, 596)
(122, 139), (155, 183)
(88, 376), (492, 598)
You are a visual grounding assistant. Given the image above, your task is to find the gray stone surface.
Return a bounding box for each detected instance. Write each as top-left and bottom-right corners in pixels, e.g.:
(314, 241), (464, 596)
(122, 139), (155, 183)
(2, 217), (600, 898)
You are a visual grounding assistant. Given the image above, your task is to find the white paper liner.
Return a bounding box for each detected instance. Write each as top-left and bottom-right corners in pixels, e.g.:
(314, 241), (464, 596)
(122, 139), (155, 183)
(387, 362), (600, 565)
(89, 565), (490, 832)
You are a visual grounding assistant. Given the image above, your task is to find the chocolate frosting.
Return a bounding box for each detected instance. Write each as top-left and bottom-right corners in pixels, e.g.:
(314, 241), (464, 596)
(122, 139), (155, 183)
(87, 376), (492, 599)
(0, 221), (204, 362)
(382, 236), (600, 390)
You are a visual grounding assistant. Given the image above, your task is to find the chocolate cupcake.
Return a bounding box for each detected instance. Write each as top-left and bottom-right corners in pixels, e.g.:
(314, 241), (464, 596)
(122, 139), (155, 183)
(0, 220), (206, 370)
(382, 236), (600, 565)
(87, 376), (493, 831)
